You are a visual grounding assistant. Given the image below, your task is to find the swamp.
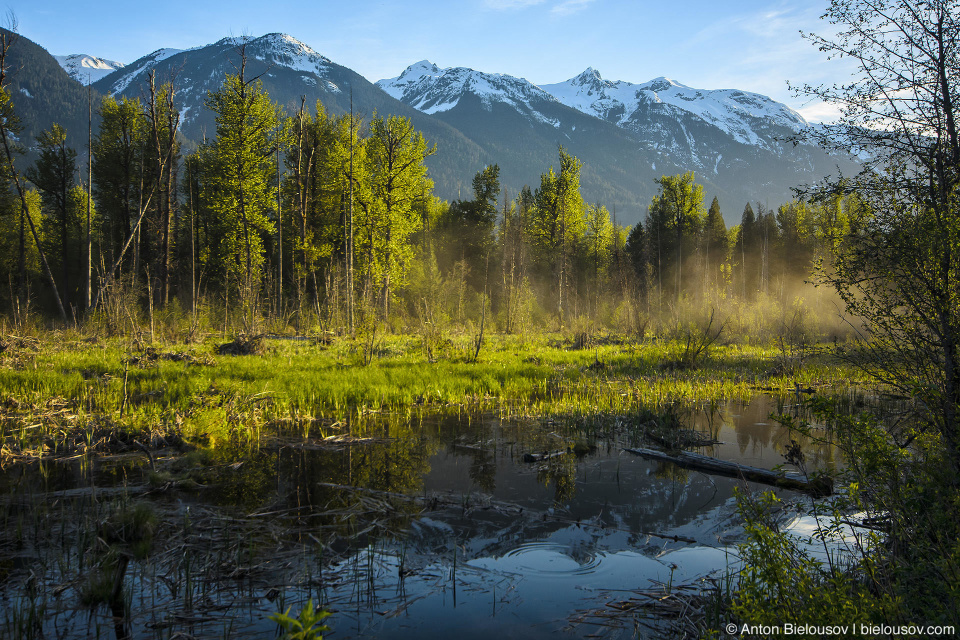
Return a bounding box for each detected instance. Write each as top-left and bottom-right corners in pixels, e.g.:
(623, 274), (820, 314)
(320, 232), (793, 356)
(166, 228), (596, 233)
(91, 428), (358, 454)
(0, 328), (870, 639)
(2, 3), (960, 632)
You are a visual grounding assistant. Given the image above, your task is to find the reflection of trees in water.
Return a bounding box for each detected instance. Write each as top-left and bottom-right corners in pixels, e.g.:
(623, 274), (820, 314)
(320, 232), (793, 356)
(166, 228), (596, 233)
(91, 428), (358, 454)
(3, 407), (847, 640)
(537, 456), (576, 504)
(722, 396), (844, 471)
(193, 419), (440, 543)
(733, 399), (775, 456)
(653, 460), (690, 483)
(468, 447), (497, 493)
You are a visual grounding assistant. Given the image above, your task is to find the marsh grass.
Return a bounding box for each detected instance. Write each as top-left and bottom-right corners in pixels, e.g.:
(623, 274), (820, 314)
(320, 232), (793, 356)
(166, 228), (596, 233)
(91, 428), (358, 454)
(0, 330), (865, 462)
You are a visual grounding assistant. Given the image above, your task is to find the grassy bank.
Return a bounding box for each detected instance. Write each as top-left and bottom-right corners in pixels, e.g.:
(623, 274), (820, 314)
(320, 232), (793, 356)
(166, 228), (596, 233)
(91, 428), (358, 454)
(0, 329), (864, 459)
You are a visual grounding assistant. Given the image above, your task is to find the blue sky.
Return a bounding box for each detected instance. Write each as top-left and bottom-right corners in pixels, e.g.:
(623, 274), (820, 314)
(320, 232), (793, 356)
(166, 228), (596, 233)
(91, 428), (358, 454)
(7, 0), (853, 121)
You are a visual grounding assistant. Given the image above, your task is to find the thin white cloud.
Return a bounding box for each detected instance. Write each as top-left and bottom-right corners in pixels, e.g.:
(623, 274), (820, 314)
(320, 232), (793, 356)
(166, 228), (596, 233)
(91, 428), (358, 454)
(550, 0), (596, 17)
(482, 0), (594, 14)
(482, 0), (546, 9)
(671, 1), (856, 109)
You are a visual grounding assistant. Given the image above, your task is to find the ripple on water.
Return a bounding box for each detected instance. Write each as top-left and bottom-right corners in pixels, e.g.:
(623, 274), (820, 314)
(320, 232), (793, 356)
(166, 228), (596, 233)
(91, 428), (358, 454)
(468, 541), (610, 579)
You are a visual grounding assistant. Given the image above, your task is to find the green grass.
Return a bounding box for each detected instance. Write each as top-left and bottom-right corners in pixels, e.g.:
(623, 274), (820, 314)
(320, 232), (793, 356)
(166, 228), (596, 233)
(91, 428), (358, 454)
(0, 330), (866, 454)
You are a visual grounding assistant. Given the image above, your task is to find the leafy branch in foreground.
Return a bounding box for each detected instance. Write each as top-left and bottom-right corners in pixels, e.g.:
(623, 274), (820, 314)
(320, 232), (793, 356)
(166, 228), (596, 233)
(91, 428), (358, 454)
(270, 599), (331, 640)
(799, 0), (960, 475)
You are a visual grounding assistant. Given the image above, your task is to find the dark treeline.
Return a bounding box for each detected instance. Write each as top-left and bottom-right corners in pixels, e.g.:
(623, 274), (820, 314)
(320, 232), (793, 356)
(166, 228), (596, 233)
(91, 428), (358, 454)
(0, 41), (863, 335)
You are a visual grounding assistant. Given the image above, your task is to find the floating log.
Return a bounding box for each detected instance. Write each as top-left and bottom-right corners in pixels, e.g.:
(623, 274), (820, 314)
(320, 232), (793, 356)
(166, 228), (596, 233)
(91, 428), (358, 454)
(624, 446), (833, 497)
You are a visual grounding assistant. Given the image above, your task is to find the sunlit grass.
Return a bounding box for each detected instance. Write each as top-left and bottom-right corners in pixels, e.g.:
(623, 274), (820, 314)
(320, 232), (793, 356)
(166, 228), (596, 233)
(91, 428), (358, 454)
(0, 330), (866, 454)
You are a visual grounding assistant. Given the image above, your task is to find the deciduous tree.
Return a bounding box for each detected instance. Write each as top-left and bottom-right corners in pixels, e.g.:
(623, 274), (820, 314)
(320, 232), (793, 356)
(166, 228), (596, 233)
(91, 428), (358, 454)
(800, 0), (960, 473)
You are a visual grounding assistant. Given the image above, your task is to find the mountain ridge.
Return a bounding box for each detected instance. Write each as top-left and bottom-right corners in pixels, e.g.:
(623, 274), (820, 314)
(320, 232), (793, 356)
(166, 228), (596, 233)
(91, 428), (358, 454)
(12, 30), (856, 225)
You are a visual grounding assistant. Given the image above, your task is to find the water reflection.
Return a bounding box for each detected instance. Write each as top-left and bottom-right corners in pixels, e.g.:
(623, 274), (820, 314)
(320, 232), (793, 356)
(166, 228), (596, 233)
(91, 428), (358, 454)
(0, 395), (842, 639)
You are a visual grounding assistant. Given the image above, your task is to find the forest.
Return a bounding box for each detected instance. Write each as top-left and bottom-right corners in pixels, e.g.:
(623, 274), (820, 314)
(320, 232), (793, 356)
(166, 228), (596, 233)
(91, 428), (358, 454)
(0, 40), (863, 338)
(1, 1), (959, 639)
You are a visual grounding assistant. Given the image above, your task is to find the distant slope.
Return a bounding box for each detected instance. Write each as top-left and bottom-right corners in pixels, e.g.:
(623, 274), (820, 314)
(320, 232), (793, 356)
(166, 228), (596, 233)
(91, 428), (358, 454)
(1, 28), (98, 155)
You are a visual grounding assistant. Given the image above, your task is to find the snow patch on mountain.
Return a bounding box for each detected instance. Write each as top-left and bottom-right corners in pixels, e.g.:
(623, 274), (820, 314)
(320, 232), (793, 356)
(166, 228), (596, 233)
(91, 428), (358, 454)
(101, 33), (333, 101)
(54, 54), (125, 85)
(106, 47), (187, 94)
(249, 33), (332, 75)
(377, 60), (559, 117)
(542, 68), (809, 149)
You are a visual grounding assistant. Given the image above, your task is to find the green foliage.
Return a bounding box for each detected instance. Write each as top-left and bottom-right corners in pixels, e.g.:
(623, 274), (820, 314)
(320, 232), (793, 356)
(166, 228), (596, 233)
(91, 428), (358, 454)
(358, 113), (434, 316)
(26, 123), (80, 304)
(703, 196), (728, 291)
(93, 95), (147, 264)
(200, 64), (285, 320)
(269, 599), (331, 640)
(654, 171), (705, 301)
(730, 489), (887, 633)
(0, 189), (42, 312)
(440, 164), (499, 286)
(721, 404), (960, 634)
(528, 146), (584, 319)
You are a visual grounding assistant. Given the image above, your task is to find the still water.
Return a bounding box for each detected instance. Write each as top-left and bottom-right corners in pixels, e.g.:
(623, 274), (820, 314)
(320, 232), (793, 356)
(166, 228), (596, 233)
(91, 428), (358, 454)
(0, 395), (840, 639)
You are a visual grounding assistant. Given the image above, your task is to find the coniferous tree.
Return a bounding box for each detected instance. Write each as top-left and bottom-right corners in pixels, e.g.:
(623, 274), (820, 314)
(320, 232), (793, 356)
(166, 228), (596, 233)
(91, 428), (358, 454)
(703, 196), (728, 295)
(584, 202), (613, 314)
(93, 95), (146, 277)
(775, 200), (813, 282)
(735, 202), (757, 299)
(200, 51), (284, 326)
(442, 164), (499, 289)
(625, 221), (648, 308)
(27, 123), (79, 310)
(358, 114), (434, 319)
(529, 146), (584, 321)
(654, 172), (705, 303)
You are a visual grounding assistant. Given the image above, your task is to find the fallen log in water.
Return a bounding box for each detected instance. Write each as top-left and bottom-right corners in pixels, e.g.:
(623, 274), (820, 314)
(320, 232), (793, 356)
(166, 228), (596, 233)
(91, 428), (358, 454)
(624, 446), (833, 497)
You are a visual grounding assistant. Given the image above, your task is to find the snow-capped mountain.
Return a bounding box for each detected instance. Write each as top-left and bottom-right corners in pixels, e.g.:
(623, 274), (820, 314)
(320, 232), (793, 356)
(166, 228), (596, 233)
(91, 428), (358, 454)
(54, 54), (124, 85)
(537, 68), (822, 182)
(542, 68), (808, 150)
(375, 59), (856, 217)
(95, 34), (341, 128)
(378, 60), (565, 127)
(377, 60), (658, 211)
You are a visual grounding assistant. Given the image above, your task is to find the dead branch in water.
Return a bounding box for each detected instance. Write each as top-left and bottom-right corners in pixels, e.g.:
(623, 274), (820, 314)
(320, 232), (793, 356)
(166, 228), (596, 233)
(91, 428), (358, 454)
(624, 446), (833, 496)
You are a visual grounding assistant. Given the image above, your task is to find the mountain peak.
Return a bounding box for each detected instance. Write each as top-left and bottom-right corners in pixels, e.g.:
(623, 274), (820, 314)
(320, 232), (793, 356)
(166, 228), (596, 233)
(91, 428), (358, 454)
(378, 61), (558, 118)
(213, 35), (254, 48)
(54, 54), (125, 85)
(542, 71), (807, 151)
(575, 67), (602, 82)
(643, 76), (688, 92)
(409, 60), (441, 74)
